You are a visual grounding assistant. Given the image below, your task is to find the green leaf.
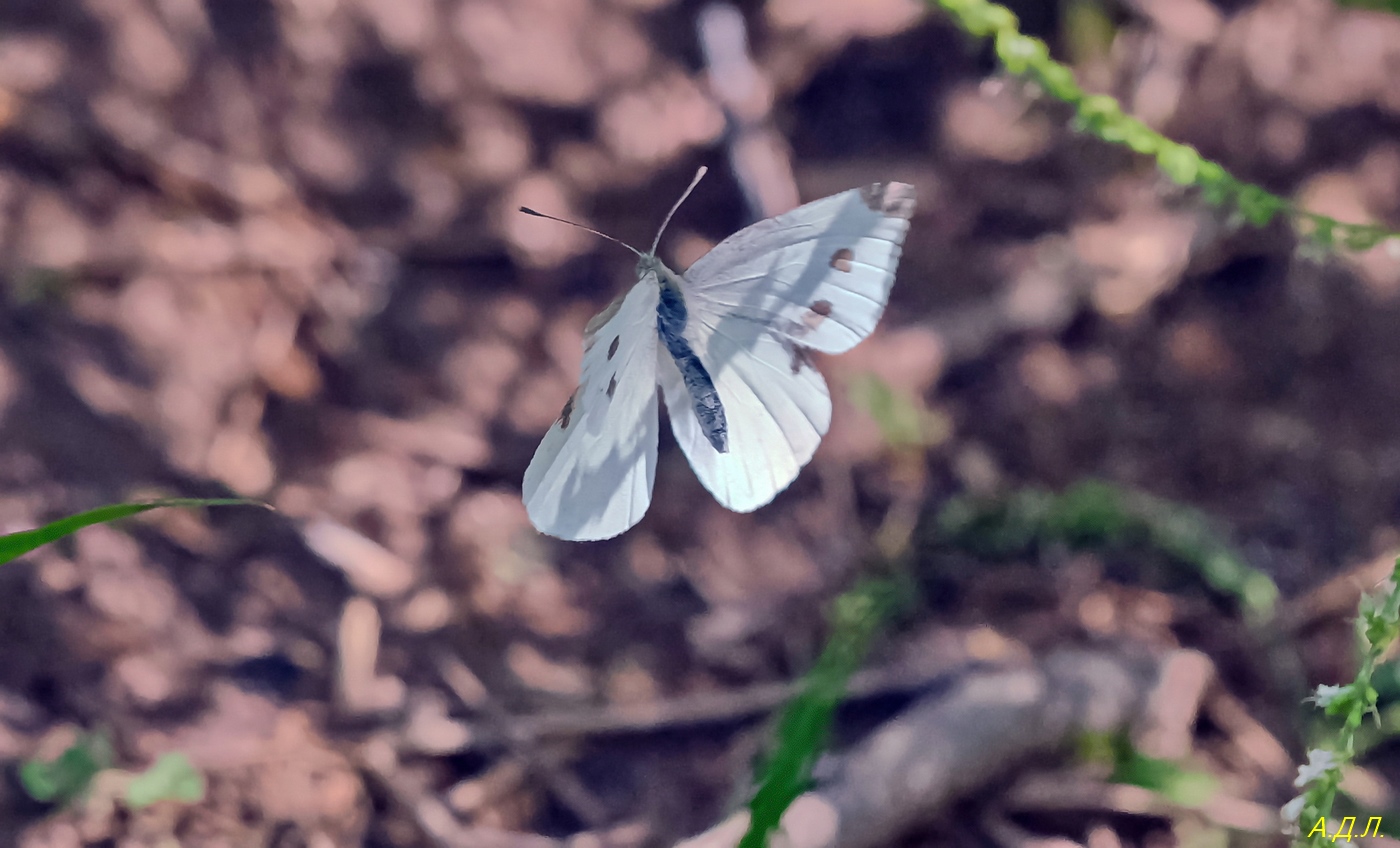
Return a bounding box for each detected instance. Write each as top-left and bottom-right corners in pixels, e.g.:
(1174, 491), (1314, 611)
(933, 480), (1277, 618)
(1109, 738), (1218, 808)
(1194, 161), (1234, 206)
(1234, 184), (1284, 228)
(1034, 61), (1082, 102)
(1073, 94), (1122, 136)
(125, 752), (206, 808)
(1045, 480), (1136, 546)
(1332, 0), (1400, 13)
(995, 31), (1048, 75)
(1156, 142), (1200, 185)
(1341, 225), (1386, 252)
(936, 489), (1053, 557)
(0, 498), (267, 566)
(1308, 216), (1337, 249)
(1123, 119), (1160, 154)
(1160, 769), (1220, 807)
(931, 0), (1400, 257)
(20, 734), (114, 805)
(948, 0), (1019, 37)
(847, 374), (944, 448)
(1240, 573), (1281, 618)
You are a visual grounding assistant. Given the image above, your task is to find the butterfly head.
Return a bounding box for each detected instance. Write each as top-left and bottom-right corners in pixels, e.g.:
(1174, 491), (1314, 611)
(636, 253), (685, 297)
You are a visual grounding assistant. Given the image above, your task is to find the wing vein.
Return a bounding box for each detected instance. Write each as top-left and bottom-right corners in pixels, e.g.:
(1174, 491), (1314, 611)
(698, 317), (826, 439)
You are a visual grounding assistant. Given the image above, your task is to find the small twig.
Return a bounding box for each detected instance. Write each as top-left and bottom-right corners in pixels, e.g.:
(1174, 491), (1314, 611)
(697, 2), (799, 220)
(434, 652), (612, 828)
(358, 740), (562, 848)
(468, 639), (974, 750)
(1004, 774), (1280, 835)
(1274, 550), (1400, 636)
(1202, 687), (1295, 781)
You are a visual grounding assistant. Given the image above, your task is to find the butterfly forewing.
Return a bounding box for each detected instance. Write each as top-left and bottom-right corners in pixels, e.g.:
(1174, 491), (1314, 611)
(682, 182), (916, 355)
(522, 277), (661, 541)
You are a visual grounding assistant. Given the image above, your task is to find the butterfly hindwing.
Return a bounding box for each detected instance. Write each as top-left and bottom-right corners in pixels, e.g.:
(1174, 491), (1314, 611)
(658, 313), (831, 512)
(522, 277), (661, 541)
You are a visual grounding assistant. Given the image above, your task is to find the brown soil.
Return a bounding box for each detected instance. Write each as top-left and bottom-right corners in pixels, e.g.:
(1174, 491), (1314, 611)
(1, 0), (1398, 846)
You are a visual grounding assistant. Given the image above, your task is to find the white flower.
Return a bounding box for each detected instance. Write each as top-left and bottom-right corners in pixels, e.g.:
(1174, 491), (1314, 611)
(1307, 684), (1348, 709)
(1281, 795), (1307, 835)
(1294, 749), (1339, 788)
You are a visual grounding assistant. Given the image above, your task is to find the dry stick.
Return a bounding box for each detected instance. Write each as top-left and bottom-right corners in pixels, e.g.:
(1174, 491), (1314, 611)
(477, 642), (974, 750)
(1203, 686), (1295, 781)
(1274, 549), (1400, 637)
(434, 652), (613, 829)
(698, 2), (800, 220)
(673, 648), (1163, 848)
(1135, 649), (1213, 760)
(977, 810), (1064, 848)
(830, 649), (1159, 848)
(992, 650), (1288, 837)
(359, 745), (563, 848)
(1002, 775), (1279, 835)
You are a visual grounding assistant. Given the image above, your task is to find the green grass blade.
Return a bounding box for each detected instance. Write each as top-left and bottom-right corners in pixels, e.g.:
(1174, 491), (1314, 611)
(740, 579), (905, 848)
(0, 498), (266, 566)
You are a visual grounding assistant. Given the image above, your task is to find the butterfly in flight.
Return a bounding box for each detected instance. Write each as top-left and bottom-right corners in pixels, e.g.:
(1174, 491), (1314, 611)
(521, 168), (916, 541)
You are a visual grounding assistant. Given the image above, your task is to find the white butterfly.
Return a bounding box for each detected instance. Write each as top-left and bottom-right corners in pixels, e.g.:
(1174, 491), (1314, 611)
(522, 169), (916, 541)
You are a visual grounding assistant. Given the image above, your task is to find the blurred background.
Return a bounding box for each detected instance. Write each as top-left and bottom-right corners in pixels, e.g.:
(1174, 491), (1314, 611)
(1, 0), (1400, 845)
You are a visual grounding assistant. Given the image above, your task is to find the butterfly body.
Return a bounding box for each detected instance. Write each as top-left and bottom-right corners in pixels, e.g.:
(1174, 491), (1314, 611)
(524, 180), (916, 541)
(650, 257), (729, 453)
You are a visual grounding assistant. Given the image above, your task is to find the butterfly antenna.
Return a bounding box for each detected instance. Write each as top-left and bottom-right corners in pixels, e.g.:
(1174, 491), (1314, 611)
(517, 207), (644, 258)
(649, 166), (708, 256)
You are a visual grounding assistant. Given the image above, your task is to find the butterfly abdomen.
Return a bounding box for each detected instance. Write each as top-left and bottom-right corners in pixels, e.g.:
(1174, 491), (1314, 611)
(655, 275), (728, 454)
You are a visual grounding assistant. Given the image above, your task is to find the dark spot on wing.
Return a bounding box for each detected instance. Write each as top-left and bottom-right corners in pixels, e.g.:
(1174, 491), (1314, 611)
(559, 393), (576, 429)
(829, 249), (853, 272)
(799, 299), (833, 333)
(607, 375), (617, 398)
(860, 182), (917, 219)
(789, 343), (816, 375)
(607, 336), (620, 360)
